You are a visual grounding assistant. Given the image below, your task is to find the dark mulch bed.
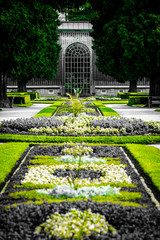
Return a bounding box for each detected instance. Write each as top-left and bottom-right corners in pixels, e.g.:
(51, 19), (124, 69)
(0, 200), (160, 240)
(0, 145), (160, 239)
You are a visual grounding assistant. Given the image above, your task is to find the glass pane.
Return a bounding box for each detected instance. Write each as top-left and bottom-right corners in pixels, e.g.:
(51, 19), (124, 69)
(65, 43), (90, 95)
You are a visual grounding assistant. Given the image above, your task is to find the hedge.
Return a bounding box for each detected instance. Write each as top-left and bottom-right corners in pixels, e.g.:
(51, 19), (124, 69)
(34, 101), (64, 118)
(0, 134), (160, 144)
(118, 92), (149, 99)
(92, 101), (120, 117)
(127, 96), (148, 106)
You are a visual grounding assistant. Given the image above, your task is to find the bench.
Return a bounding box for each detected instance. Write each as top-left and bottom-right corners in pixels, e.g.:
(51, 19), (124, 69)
(148, 96), (160, 108)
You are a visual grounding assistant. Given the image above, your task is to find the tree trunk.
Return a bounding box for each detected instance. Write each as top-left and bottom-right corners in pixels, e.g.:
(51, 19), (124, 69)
(128, 80), (138, 92)
(150, 72), (160, 96)
(17, 80), (27, 92)
(0, 73), (10, 108)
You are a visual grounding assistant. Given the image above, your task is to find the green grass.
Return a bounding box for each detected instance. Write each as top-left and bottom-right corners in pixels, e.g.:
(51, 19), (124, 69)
(34, 101), (64, 118)
(0, 142), (29, 184)
(92, 101), (120, 117)
(125, 144), (160, 192)
(0, 134), (160, 144)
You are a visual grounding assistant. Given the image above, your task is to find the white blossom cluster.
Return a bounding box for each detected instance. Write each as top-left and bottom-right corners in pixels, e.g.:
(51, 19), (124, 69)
(34, 208), (116, 238)
(22, 162), (132, 186)
(37, 185), (120, 198)
(28, 125), (123, 135)
(147, 121), (160, 130)
(28, 115), (126, 135)
(61, 144), (93, 156)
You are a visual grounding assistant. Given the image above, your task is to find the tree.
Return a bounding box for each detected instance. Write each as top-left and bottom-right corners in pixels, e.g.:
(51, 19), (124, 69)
(0, 1), (14, 107)
(89, 0), (160, 95)
(0, 0), (86, 107)
(67, 1), (94, 21)
(1, 1), (61, 93)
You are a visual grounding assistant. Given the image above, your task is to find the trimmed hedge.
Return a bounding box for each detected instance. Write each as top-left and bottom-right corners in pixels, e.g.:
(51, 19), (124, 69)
(7, 92), (39, 100)
(0, 134), (160, 144)
(128, 96), (148, 106)
(8, 93), (31, 104)
(118, 92), (149, 99)
(92, 101), (120, 117)
(34, 101), (64, 118)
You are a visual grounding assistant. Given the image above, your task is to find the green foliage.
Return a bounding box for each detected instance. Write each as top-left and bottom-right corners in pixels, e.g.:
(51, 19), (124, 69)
(92, 101), (120, 117)
(61, 143), (93, 189)
(7, 93), (31, 104)
(7, 92), (39, 100)
(34, 101), (64, 118)
(67, 1), (94, 21)
(9, 189), (142, 206)
(128, 96), (148, 106)
(34, 209), (117, 239)
(63, 93), (95, 117)
(0, 1), (61, 84)
(89, 0), (160, 88)
(118, 92), (149, 99)
(0, 134), (160, 144)
(0, 142), (29, 184)
(101, 101), (128, 104)
(125, 144), (160, 192)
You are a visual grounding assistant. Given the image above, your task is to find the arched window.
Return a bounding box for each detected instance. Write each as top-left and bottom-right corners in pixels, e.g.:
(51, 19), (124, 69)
(65, 43), (90, 95)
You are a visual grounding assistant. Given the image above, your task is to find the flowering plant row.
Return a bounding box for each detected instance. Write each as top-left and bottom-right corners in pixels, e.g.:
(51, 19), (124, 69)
(1, 113), (159, 136)
(1, 116), (63, 131)
(1, 144), (159, 239)
(28, 115), (159, 136)
(20, 144), (133, 238)
(22, 161), (131, 187)
(34, 208), (117, 239)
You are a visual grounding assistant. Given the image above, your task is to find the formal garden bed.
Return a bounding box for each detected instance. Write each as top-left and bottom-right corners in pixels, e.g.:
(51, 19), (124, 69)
(1, 115), (160, 136)
(0, 98), (160, 239)
(0, 143), (160, 239)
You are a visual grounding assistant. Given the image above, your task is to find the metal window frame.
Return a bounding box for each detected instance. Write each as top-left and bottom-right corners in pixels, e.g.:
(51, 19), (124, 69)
(64, 42), (90, 95)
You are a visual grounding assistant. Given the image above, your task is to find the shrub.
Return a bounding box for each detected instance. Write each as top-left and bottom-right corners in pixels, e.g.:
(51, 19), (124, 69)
(1, 117), (63, 131)
(128, 96), (148, 106)
(90, 117), (150, 135)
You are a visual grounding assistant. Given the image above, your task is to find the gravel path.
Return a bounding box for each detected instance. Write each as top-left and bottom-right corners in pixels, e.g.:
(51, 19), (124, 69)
(0, 104), (51, 121)
(105, 104), (160, 121)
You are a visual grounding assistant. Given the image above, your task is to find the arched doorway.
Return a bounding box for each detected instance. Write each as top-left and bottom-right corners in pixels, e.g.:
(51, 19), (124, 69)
(64, 43), (91, 96)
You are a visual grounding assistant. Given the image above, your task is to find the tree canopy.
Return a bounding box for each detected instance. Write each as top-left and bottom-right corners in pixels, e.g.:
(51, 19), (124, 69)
(89, 0), (160, 94)
(0, 0), (86, 106)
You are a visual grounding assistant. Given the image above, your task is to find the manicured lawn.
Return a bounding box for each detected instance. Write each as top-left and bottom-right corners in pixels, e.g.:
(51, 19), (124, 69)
(125, 144), (160, 192)
(0, 142), (29, 184)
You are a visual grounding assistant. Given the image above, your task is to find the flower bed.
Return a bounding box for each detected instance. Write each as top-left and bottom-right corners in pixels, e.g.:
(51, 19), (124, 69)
(0, 144), (160, 239)
(1, 115), (160, 136)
